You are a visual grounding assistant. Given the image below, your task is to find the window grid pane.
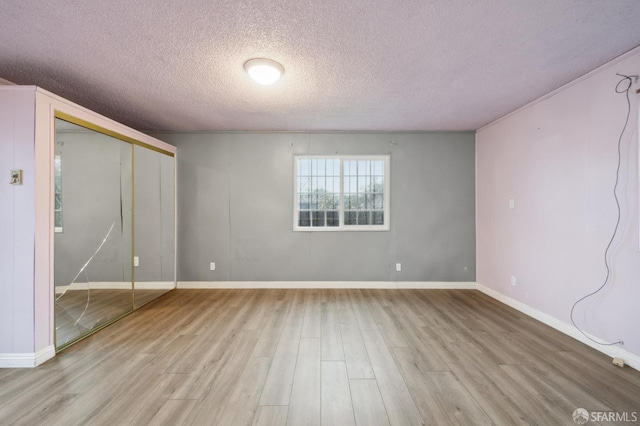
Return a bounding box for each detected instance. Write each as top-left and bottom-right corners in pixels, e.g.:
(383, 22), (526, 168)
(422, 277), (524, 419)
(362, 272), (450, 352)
(297, 158), (340, 228)
(297, 157), (386, 230)
(299, 211), (311, 227)
(343, 159), (385, 227)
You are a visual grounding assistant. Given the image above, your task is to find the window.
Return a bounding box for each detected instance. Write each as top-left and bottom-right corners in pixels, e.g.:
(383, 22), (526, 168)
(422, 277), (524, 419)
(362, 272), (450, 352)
(54, 154), (63, 233)
(294, 155), (390, 231)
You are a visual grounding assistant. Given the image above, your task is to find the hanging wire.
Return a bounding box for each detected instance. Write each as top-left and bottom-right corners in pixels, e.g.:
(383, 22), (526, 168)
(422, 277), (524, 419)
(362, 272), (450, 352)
(568, 74), (635, 347)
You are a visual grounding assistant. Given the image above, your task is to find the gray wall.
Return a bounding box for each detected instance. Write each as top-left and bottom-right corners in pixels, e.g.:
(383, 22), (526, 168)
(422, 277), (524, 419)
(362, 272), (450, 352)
(154, 132), (476, 282)
(54, 130), (132, 286)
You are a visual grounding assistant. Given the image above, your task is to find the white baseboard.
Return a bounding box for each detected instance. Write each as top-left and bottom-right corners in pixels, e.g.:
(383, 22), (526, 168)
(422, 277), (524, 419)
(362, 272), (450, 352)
(177, 281), (477, 289)
(396, 281), (475, 289)
(0, 345), (55, 368)
(134, 282), (175, 290)
(55, 281), (175, 293)
(476, 283), (640, 372)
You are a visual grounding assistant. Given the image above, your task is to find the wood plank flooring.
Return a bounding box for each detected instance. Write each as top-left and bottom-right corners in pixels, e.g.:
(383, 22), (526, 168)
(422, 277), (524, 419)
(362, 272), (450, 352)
(55, 289), (171, 347)
(1, 289), (639, 425)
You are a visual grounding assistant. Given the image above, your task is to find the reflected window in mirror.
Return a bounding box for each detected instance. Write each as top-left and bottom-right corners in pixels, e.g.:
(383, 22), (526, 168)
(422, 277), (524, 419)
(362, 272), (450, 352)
(54, 153), (63, 233)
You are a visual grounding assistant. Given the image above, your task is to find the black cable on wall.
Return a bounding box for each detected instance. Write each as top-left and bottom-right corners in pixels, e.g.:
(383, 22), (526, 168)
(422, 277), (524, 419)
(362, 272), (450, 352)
(569, 73), (636, 347)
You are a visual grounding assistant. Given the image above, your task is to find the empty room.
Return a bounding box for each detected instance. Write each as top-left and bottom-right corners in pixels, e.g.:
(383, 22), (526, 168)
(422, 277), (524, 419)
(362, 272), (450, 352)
(1, 1), (640, 425)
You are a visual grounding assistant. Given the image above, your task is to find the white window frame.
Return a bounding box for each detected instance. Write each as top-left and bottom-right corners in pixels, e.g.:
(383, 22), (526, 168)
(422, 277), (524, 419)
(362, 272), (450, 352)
(293, 155), (390, 232)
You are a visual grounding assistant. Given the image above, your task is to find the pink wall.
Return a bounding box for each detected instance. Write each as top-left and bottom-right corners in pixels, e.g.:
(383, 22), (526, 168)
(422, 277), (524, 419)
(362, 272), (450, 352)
(0, 88), (36, 353)
(477, 48), (640, 358)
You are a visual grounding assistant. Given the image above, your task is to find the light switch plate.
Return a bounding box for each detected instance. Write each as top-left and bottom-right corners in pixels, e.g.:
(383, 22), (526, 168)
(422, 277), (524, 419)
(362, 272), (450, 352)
(10, 170), (22, 185)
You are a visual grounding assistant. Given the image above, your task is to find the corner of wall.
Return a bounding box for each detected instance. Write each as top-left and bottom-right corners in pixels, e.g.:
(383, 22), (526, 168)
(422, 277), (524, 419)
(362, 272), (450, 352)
(476, 283), (640, 372)
(0, 77), (16, 86)
(0, 345), (55, 368)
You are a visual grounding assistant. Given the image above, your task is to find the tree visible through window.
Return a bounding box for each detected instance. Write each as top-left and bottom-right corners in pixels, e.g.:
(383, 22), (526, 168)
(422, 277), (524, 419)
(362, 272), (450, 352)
(294, 156), (390, 231)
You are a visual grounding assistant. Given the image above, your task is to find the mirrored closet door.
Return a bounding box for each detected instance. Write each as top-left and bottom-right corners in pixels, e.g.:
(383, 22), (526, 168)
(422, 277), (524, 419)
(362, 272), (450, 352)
(53, 116), (175, 350)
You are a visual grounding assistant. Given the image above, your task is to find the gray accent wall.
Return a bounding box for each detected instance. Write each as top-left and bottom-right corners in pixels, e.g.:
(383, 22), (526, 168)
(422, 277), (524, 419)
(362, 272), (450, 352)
(153, 132), (475, 282)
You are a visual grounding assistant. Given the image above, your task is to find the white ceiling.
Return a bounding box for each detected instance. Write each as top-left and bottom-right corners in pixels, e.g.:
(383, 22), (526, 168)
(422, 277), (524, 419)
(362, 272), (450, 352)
(1, 0), (639, 132)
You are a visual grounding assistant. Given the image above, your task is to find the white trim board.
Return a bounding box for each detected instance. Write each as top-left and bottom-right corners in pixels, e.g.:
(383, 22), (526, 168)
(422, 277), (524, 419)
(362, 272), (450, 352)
(0, 76), (15, 85)
(476, 283), (640, 372)
(0, 345), (55, 368)
(177, 281), (477, 289)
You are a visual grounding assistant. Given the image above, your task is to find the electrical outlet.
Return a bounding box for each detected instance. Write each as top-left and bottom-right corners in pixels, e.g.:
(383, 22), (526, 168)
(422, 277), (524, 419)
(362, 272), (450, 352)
(395, 263), (402, 272)
(133, 256), (139, 267)
(210, 262), (216, 271)
(508, 198), (515, 210)
(510, 276), (516, 286)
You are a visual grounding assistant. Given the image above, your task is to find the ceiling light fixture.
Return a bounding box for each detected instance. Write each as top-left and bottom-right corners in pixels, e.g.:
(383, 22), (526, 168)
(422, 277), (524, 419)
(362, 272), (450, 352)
(244, 58), (284, 85)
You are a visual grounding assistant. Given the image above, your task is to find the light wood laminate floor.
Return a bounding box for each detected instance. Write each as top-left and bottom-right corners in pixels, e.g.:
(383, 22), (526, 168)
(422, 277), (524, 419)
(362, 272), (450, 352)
(1, 289), (639, 425)
(56, 289), (171, 346)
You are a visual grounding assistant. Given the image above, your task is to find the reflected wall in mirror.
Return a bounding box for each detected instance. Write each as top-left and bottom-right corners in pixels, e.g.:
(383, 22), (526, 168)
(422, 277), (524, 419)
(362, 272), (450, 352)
(54, 118), (134, 348)
(133, 145), (176, 308)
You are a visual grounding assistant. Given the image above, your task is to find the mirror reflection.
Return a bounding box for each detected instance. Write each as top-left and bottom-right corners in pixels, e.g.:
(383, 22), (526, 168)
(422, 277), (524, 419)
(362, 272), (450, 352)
(54, 117), (176, 349)
(54, 118), (133, 348)
(133, 145), (176, 308)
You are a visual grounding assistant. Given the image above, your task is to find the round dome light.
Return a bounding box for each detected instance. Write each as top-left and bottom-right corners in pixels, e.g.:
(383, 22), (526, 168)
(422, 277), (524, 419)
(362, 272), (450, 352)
(244, 58), (284, 85)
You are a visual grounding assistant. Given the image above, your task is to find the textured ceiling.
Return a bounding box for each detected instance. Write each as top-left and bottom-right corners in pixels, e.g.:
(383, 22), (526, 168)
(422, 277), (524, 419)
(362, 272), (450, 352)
(1, 0), (639, 132)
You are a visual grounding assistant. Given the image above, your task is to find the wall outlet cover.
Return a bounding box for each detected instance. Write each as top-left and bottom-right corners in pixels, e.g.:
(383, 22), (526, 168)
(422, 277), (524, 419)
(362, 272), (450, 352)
(613, 357), (625, 368)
